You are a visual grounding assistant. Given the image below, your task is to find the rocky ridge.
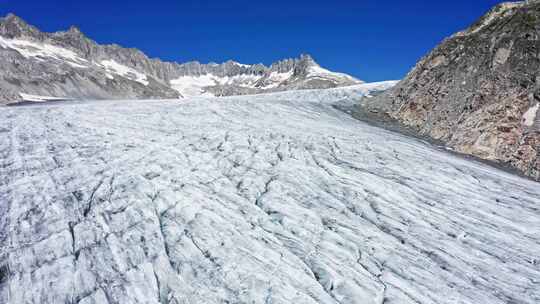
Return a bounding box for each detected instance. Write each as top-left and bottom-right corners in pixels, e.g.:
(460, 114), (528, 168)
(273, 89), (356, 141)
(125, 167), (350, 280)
(361, 0), (540, 181)
(0, 14), (360, 103)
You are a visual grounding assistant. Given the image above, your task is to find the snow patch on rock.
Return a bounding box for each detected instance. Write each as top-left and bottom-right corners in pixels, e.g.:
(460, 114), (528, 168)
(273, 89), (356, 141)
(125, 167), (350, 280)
(522, 102), (539, 126)
(170, 73), (264, 97)
(170, 74), (217, 97)
(18, 93), (69, 102)
(262, 71), (294, 88)
(308, 65), (359, 82)
(100, 59), (149, 86)
(0, 36), (89, 68)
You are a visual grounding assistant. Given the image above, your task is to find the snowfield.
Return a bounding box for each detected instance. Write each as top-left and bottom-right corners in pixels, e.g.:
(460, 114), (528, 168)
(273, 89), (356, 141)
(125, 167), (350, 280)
(0, 83), (539, 304)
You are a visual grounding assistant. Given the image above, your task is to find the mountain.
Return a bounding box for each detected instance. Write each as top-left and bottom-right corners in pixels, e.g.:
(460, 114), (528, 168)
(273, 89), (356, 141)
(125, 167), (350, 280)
(359, 1), (540, 181)
(0, 14), (361, 103)
(1, 84), (538, 304)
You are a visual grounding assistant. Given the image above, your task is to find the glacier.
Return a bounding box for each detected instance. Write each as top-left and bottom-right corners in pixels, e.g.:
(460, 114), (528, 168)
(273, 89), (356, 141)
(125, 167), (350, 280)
(0, 82), (539, 304)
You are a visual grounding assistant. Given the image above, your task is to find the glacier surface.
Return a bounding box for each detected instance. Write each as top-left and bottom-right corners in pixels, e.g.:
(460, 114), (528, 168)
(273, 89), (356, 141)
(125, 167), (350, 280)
(0, 82), (539, 304)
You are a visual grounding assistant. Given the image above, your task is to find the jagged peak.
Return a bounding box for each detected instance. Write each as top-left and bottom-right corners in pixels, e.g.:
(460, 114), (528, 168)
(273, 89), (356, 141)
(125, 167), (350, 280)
(3, 13), (26, 24)
(298, 53), (317, 65)
(267, 54), (320, 76)
(67, 25), (83, 34)
(0, 13), (43, 39)
(52, 25), (87, 40)
(277, 54), (318, 66)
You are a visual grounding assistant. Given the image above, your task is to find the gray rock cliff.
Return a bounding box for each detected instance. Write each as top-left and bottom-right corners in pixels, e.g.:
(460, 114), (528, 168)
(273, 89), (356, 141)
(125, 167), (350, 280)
(361, 1), (540, 180)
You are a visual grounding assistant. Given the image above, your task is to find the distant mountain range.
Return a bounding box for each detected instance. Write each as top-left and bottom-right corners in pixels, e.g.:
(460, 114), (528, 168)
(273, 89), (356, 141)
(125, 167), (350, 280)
(0, 13), (361, 103)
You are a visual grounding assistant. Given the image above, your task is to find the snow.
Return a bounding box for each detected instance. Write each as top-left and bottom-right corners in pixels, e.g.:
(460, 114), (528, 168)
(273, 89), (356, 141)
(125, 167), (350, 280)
(232, 61), (252, 68)
(0, 36), (89, 68)
(308, 65), (360, 82)
(100, 60), (149, 86)
(170, 74), (263, 97)
(309, 65), (334, 75)
(0, 82), (539, 304)
(170, 74), (217, 97)
(18, 93), (70, 102)
(249, 81), (397, 104)
(522, 102), (539, 127)
(262, 71), (294, 89)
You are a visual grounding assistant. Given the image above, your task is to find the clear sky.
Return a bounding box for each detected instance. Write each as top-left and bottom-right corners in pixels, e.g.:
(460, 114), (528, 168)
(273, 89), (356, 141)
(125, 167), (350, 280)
(1, 0), (505, 82)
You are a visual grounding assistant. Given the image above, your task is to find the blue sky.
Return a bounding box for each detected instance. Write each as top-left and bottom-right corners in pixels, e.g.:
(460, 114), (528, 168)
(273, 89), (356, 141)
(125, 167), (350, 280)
(1, 0), (503, 81)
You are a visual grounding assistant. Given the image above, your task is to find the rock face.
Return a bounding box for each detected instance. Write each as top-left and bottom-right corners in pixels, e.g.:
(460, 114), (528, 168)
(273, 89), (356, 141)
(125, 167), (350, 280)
(0, 14), (361, 103)
(361, 1), (540, 180)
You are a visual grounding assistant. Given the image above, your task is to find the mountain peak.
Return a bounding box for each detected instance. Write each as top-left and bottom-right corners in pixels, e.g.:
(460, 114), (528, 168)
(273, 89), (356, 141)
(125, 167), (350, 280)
(294, 54), (319, 77)
(4, 13), (25, 23)
(298, 53), (317, 65)
(68, 25), (83, 34)
(267, 54), (319, 75)
(55, 24), (89, 41)
(0, 13), (42, 39)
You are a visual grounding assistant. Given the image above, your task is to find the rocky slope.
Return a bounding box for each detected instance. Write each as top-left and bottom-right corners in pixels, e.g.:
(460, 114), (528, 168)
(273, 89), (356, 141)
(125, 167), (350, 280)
(361, 1), (540, 180)
(0, 14), (361, 103)
(1, 84), (539, 304)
